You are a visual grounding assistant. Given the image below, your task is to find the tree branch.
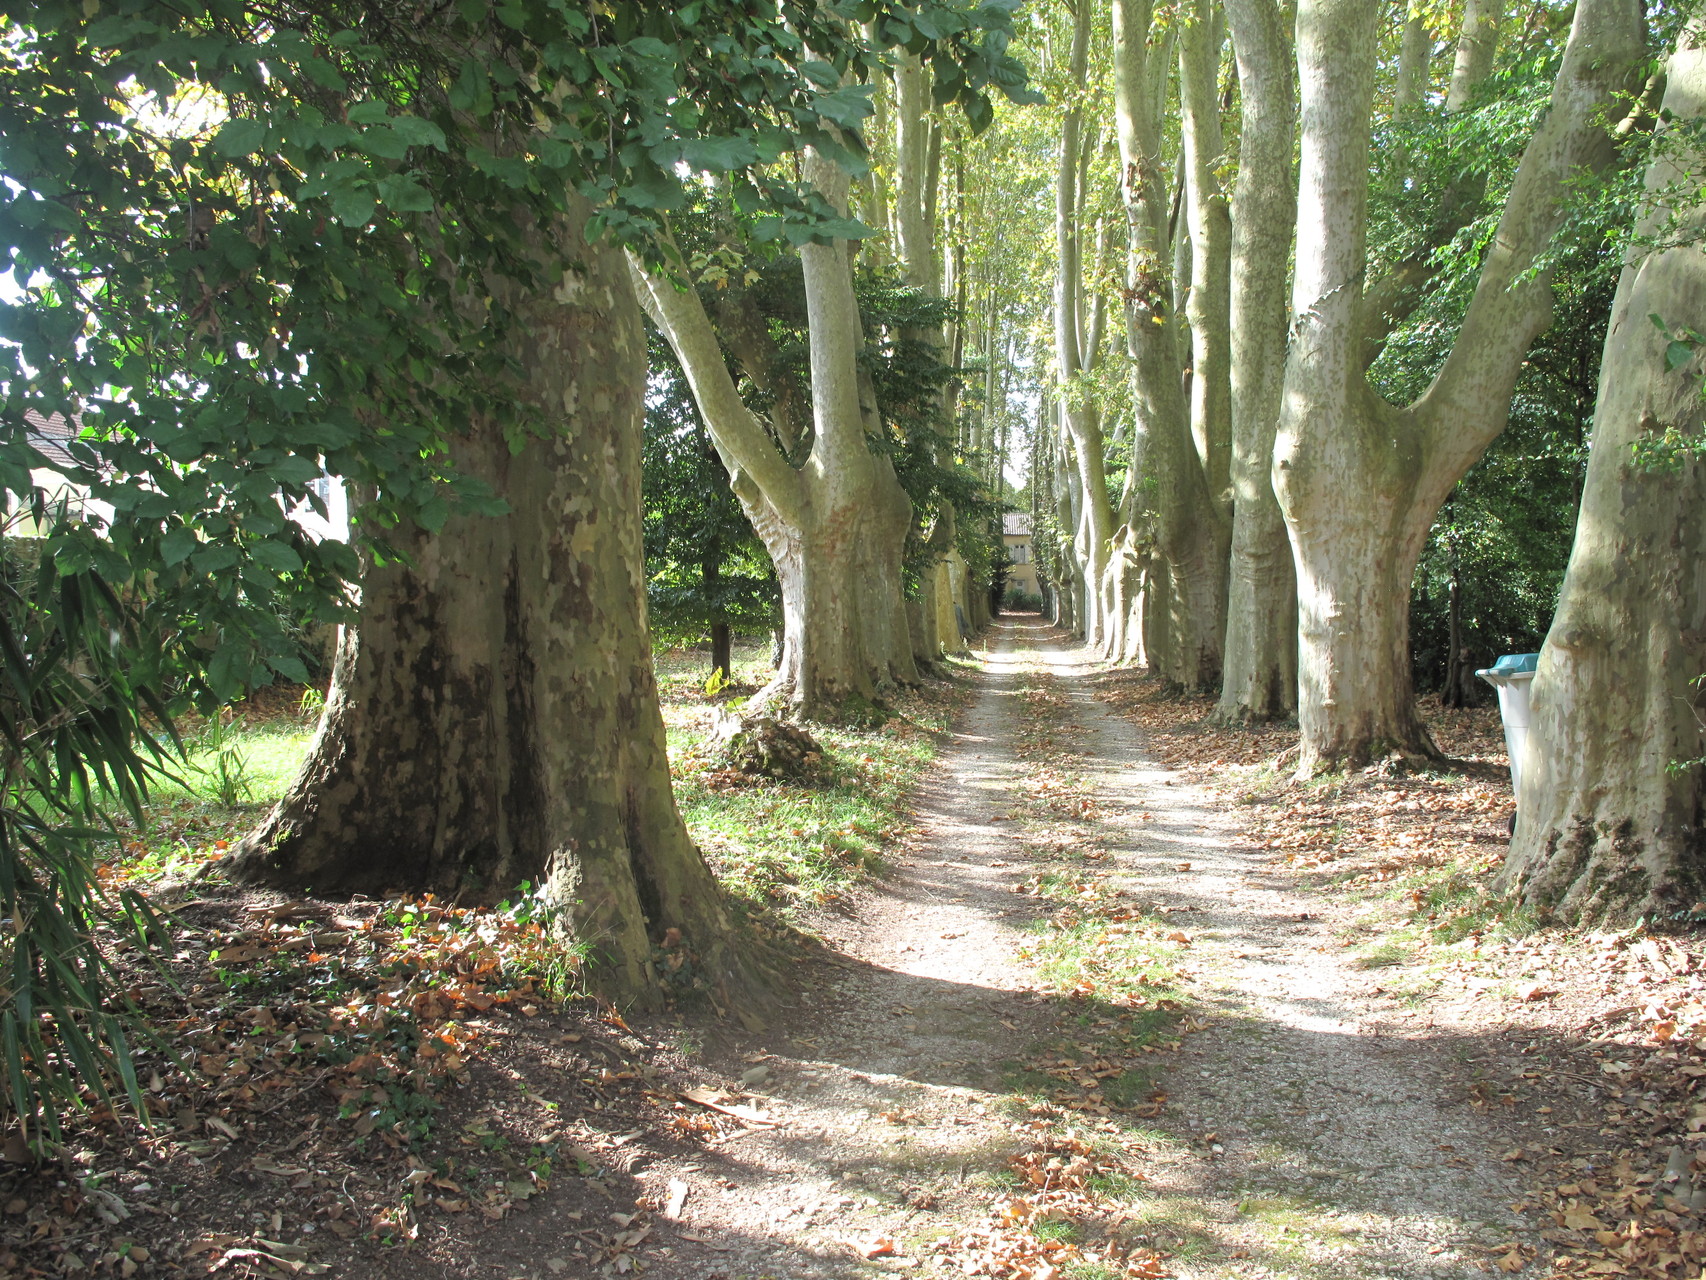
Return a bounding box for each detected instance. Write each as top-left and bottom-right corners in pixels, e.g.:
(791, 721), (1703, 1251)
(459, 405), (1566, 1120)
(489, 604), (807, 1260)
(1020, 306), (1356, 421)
(1411, 0), (1644, 470)
(628, 253), (805, 527)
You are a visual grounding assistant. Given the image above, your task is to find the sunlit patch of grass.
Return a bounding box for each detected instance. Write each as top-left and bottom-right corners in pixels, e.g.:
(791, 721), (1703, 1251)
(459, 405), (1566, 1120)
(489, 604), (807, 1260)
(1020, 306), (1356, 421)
(108, 708), (319, 883)
(657, 648), (947, 916)
(1019, 913), (1188, 1009)
(146, 722), (316, 805)
(1338, 857), (1543, 978)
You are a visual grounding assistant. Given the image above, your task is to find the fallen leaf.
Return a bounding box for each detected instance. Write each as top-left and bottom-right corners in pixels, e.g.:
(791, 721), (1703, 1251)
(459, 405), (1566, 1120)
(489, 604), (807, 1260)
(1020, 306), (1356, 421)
(854, 1235), (898, 1260)
(664, 1178), (689, 1220)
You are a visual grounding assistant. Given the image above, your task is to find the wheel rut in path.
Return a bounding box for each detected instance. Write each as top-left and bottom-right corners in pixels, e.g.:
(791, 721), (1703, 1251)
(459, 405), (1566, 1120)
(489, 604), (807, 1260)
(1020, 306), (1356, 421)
(636, 619), (1539, 1279)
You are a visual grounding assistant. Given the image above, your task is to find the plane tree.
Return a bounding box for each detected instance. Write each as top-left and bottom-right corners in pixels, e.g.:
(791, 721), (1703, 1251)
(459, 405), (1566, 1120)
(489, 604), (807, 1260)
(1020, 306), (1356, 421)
(1501, 18), (1706, 918)
(2, 0), (1031, 1010)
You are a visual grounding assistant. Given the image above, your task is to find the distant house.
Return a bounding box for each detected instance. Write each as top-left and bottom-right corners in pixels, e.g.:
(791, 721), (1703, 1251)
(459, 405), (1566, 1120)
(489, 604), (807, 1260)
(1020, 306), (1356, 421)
(6, 410), (113, 532)
(1002, 511), (1042, 602)
(5, 409), (349, 542)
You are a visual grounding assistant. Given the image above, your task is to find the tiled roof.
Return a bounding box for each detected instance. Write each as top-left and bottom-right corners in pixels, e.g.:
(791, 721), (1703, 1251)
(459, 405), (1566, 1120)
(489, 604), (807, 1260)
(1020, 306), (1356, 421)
(21, 409), (82, 470)
(1002, 511), (1032, 537)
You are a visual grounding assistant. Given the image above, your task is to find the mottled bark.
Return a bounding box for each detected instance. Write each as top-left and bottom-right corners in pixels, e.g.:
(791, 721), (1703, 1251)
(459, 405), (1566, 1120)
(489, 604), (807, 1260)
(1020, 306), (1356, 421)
(1448, 0), (1505, 111)
(1113, 0), (1230, 689)
(1276, 0), (1643, 772)
(1215, 0), (1298, 724)
(1500, 27), (1706, 918)
(230, 207), (749, 1008)
(1394, 4), (1432, 120)
(634, 153), (919, 719)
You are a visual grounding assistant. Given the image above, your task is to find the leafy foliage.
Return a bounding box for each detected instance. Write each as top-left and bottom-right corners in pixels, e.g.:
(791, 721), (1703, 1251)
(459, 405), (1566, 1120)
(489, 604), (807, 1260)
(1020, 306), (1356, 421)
(642, 330), (779, 648)
(0, 530), (174, 1146)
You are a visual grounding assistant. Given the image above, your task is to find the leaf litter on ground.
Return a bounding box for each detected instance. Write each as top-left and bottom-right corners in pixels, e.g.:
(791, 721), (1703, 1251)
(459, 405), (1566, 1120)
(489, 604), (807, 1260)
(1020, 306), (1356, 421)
(1093, 667), (1706, 1279)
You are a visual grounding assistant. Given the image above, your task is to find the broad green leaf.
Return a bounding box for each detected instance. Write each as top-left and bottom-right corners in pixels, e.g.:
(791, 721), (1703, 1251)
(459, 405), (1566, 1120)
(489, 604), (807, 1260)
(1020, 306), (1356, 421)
(212, 117), (266, 158)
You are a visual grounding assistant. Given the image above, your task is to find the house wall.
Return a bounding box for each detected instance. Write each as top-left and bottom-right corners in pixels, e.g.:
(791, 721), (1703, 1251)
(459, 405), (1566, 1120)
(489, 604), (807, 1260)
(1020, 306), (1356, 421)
(1003, 533), (1041, 598)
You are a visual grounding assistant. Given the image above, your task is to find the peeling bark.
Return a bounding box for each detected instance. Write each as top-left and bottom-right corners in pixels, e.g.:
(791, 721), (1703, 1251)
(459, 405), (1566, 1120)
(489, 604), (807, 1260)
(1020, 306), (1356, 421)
(1501, 26), (1706, 918)
(230, 203), (752, 1009)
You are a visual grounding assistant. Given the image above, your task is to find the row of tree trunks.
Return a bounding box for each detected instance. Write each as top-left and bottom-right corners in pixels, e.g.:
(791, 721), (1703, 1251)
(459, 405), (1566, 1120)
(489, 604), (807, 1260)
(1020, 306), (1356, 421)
(1110, 0), (1228, 690)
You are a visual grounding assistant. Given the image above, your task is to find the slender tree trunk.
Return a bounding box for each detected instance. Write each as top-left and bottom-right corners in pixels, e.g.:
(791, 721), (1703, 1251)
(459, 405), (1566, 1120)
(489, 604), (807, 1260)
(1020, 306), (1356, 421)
(1394, 3), (1432, 120)
(1113, 0), (1229, 689)
(1276, 0), (1643, 772)
(1055, 0), (1115, 649)
(702, 546), (733, 678)
(1179, 0), (1233, 503)
(1215, 0), (1297, 723)
(1501, 27), (1706, 917)
(230, 206), (751, 1008)
(710, 622), (732, 682)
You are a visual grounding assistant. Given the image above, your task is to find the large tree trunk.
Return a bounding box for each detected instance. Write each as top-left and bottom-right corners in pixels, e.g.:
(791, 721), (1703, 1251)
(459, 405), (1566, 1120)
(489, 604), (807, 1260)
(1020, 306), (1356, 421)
(1276, 0), (1643, 773)
(633, 160), (919, 719)
(1112, 0), (1230, 690)
(1500, 28), (1706, 918)
(229, 209), (749, 1008)
(1215, 0), (1298, 723)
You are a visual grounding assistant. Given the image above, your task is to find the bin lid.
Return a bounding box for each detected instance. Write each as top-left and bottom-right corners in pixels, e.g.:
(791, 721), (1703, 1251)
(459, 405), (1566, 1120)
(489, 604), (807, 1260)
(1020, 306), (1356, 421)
(1475, 652), (1539, 682)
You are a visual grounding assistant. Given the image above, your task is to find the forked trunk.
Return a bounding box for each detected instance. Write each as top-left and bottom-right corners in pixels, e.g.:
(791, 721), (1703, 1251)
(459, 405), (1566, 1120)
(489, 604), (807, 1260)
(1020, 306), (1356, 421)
(1278, 0), (1642, 771)
(230, 217), (752, 1008)
(762, 481), (916, 717)
(1500, 27), (1706, 918)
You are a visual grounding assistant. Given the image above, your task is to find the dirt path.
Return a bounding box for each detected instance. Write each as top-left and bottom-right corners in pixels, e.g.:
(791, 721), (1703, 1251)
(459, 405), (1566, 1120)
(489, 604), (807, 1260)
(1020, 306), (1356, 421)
(637, 620), (1542, 1279)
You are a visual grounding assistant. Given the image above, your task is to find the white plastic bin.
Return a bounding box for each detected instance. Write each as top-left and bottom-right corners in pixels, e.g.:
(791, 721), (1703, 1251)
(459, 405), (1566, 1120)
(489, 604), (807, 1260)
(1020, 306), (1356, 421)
(1476, 653), (1539, 817)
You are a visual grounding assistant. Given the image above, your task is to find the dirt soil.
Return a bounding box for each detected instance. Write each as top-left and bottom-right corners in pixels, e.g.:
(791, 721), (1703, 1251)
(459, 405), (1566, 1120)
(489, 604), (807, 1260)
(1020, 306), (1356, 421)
(561, 619), (1569, 1279)
(6, 619), (1702, 1280)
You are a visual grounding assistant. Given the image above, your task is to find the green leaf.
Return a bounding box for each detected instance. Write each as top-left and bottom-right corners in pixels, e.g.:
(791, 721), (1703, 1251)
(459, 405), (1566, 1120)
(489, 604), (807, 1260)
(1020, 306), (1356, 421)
(389, 115), (447, 150)
(328, 182), (376, 228)
(1666, 340), (1695, 372)
(267, 652), (311, 684)
(813, 85), (875, 129)
(680, 136), (761, 172)
(212, 118), (266, 158)
(160, 527), (197, 567)
(191, 542), (241, 574)
(247, 538), (304, 574)
(376, 174), (435, 213)
(800, 60), (840, 89)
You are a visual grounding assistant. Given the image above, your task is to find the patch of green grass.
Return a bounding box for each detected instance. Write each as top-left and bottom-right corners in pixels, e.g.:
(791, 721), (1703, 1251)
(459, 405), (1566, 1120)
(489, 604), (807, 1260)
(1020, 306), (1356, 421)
(146, 719), (316, 806)
(1030, 1215), (1079, 1244)
(668, 708), (941, 916)
(1020, 914), (1188, 1009)
(1339, 860), (1543, 978)
(108, 712), (317, 880)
